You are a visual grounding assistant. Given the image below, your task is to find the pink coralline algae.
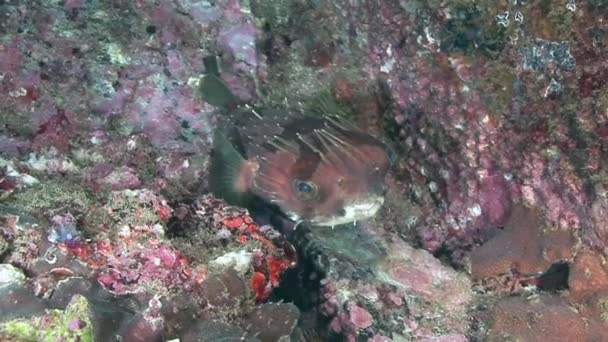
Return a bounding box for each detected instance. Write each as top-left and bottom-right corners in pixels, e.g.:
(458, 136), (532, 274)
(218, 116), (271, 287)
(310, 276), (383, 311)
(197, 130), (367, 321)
(180, 195), (296, 301)
(0, 189), (297, 339)
(1, 0), (608, 340)
(306, 221), (471, 340)
(347, 304), (373, 330)
(220, 23), (259, 68)
(0, 0), (260, 159)
(96, 166), (142, 191)
(248, 0), (608, 338)
(96, 238), (196, 295)
(313, 0), (604, 266)
(478, 173), (512, 226)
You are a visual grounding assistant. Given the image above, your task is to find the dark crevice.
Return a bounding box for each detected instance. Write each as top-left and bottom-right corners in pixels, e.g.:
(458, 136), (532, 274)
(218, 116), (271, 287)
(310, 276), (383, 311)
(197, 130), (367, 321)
(537, 261), (570, 292)
(270, 226), (332, 342)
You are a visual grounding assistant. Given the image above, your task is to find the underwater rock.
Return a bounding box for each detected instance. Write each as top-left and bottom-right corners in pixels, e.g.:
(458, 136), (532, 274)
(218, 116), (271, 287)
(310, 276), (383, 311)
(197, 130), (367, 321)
(378, 239), (472, 313)
(48, 277), (93, 309)
(294, 222), (471, 340)
(0, 283), (48, 322)
(520, 39), (576, 73)
(0, 263), (49, 322)
(241, 303), (300, 341)
(0, 0), (607, 340)
(471, 205), (575, 282)
(0, 294), (94, 342)
(208, 249), (253, 276)
(96, 237), (193, 296)
(173, 195), (296, 302)
(0, 263), (26, 287)
(180, 320), (257, 342)
(118, 295), (165, 342)
(486, 294), (608, 342)
(95, 166), (142, 191)
(0, 236), (7, 257)
(118, 313), (164, 342)
(568, 250), (608, 301)
(200, 269), (248, 308)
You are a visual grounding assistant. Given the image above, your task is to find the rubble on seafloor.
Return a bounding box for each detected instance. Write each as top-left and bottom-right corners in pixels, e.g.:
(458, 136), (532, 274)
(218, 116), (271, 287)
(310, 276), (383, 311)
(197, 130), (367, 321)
(1, 0), (608, 341)
(0, 186), (298, 341)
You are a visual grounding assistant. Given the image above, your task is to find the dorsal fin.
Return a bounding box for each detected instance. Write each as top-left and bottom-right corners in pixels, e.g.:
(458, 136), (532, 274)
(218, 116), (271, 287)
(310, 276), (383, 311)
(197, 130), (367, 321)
(199, 55), (241, 109)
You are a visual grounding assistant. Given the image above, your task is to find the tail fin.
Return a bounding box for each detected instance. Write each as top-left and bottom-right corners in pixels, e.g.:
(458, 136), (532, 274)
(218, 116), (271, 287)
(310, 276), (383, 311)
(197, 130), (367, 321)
(208, 132), (254, 206)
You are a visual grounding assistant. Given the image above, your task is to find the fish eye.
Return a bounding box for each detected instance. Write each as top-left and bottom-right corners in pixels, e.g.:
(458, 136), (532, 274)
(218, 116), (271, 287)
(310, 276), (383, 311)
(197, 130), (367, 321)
(292, 179), (318, 201)
(298, 182), (313, 193)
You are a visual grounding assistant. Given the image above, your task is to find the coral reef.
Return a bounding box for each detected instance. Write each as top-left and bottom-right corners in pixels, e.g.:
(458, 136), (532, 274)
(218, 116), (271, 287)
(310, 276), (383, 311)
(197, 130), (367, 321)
(0, 190), (297, 340)
(1, 0), (607, 340)
(250, 0), (608, 339)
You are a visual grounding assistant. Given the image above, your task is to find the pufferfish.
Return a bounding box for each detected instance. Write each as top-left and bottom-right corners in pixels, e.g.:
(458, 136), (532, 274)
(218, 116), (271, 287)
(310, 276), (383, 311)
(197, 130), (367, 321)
(203, 66), (392, 228)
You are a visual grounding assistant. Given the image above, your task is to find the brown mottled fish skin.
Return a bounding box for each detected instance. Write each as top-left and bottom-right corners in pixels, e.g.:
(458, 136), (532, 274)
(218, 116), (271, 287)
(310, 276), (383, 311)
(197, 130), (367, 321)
(223, 106), (391, 227)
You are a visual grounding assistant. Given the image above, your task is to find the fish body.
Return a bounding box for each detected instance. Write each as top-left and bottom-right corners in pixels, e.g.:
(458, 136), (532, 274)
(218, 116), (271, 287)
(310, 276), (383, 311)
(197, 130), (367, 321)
(210, 105), (391, 227)
(202, 57), (391, 227)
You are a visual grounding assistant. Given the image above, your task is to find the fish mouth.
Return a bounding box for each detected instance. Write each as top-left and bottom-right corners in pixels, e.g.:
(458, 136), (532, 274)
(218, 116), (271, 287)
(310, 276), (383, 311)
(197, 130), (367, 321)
(312, 196), (385, 227)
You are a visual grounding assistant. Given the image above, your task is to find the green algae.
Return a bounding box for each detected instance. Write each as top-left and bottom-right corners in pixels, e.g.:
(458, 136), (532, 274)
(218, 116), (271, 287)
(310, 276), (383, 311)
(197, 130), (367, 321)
(173, 222), (266, 267)
(0, 110), (35, 137)
(476, 61), (516, 114)
(259, 49), (365, 122)
(103, 190), (164, 227)
(529, 0), (575, 40)
(598, 297), (608, 321)
(0, 295), (93, 342)
(10, 179), (93, 216)
(250, 0), (362, 107)
(439, 4), (508, 58)
(71, 148), (105, 167)
(2, 320), (38, 341)
(262, 48), (328, 104)
(251, 0), (293, 28)
(105, 43), (131, 66)
(106, 115), (135, 137)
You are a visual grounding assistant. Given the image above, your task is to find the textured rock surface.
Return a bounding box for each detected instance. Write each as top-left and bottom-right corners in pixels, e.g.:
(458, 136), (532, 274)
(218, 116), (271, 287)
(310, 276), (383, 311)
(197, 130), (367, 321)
(486, 294), (608, 342)
(471, 205), (576, 279)
(290, 221), (472, 340)
(0, 294), (94, 342)
(1, 0), (607, 340)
